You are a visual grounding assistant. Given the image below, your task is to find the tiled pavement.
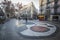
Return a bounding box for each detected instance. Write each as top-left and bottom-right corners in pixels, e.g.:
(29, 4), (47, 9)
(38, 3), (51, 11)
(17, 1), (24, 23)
(0, 19), (60, 40)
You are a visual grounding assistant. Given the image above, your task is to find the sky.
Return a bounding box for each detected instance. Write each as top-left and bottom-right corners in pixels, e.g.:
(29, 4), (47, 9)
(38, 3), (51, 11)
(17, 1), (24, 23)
(0, 0), (39, 10)
(11, 0), (39, 10)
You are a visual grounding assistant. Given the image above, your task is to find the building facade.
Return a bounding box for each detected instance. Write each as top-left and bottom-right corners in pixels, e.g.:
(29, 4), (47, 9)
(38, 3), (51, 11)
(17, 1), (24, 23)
(39, 0), (60, 21)
(20, 2), (37, 19)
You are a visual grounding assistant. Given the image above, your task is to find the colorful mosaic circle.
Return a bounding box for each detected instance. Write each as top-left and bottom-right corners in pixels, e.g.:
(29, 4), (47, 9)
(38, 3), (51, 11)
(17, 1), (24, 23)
(30, 26), (50, 32)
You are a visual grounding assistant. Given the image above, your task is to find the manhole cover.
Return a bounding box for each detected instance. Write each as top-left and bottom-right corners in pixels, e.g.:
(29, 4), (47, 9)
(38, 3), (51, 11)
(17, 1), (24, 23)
(30, 26), (50, 32)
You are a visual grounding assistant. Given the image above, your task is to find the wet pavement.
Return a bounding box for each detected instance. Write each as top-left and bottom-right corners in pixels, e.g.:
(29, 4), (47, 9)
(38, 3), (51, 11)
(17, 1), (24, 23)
(0, 19), (60, 40)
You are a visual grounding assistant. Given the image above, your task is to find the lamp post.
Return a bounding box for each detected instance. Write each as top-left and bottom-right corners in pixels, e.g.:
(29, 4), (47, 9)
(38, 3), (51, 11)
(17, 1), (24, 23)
(54, 0), (58, 15)
(25, 9), (28, 24)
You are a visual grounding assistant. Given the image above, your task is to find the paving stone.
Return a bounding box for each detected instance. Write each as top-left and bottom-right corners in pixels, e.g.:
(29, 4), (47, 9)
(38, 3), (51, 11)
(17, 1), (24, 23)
(0, 19), (60, 40)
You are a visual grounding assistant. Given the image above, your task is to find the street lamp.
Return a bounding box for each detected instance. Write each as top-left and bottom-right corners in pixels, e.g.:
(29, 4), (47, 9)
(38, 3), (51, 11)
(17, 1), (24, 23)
(25, 9), (28, 24)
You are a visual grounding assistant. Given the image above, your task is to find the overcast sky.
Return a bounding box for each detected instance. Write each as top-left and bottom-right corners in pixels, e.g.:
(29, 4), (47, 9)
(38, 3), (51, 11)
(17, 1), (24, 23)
(0, 0), (39, 12)
(0, 0), (39, 10)
(11, 0), (39, 10)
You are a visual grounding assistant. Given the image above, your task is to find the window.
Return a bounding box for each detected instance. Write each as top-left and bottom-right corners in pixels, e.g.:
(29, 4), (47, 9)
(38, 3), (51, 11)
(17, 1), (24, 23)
(51, 2), (54, 7)
(42, 10), (46, 14)
(57, 7), (60, 13)
(42, 5), (46, 10)
(48, 0), (54, 2)
(48, 2), (54, 8)
(57, 0), (60, 6)
(50, 8), (54, 14)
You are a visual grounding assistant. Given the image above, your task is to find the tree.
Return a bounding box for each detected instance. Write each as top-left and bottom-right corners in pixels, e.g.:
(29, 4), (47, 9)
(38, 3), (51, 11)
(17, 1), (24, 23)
(5, 0), (15, 17)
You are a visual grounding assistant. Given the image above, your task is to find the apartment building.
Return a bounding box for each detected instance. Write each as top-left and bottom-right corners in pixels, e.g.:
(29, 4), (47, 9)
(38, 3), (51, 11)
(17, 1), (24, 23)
(39, 0), (60, 21)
